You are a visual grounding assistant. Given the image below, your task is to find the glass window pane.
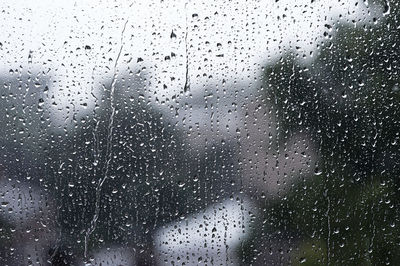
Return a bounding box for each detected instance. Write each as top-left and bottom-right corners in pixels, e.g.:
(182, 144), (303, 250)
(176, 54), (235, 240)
(0, 0), (398, 265)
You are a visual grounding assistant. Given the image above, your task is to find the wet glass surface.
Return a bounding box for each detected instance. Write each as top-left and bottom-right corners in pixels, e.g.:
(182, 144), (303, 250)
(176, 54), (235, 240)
(0, 0), (399, 265)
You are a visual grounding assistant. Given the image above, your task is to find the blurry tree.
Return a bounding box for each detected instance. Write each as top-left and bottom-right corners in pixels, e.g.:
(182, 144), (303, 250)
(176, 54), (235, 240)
(43, 69), (240, 264)
(242, 1), (400, 265)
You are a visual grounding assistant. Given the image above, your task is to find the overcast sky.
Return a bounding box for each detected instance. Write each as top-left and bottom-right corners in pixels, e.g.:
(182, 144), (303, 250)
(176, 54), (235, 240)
(0, 0), (382, 125)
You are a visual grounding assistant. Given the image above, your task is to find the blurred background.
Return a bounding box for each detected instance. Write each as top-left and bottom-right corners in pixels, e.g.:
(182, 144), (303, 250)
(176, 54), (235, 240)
(0, 0), (399, 265)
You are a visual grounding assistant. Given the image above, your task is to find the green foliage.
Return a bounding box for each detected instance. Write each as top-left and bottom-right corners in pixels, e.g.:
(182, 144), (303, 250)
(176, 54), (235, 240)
(242, 2), (400, 264)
